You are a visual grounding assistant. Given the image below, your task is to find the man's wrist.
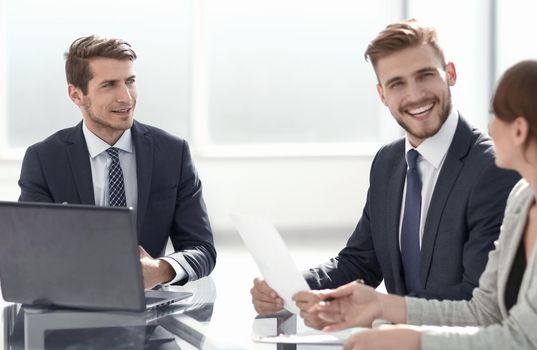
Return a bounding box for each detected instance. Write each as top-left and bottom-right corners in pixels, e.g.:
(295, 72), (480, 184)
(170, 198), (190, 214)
(158, 259), (175, 284)
(158, 257), (187, 285)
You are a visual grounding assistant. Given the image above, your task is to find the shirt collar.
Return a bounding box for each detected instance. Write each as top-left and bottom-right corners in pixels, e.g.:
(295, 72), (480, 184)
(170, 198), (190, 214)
(82, 121), (133, 159)
(405, 107), (459, 169)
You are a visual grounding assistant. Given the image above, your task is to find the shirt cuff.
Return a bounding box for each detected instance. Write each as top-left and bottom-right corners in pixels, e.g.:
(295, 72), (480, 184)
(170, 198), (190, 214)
(159, 257), (187, 285)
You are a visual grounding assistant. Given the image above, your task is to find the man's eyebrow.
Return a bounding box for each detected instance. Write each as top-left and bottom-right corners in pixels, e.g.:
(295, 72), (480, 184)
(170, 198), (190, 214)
(98, 75), (136, 86)
(384, 76), (403, 87)
(383, 67), (439, 86)
(98, 79), (118, 86)
(415, 67), (437, 75)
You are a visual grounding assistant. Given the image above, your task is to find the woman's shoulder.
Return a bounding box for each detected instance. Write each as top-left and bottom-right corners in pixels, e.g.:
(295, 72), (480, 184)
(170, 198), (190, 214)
(504, 179), (533, 214)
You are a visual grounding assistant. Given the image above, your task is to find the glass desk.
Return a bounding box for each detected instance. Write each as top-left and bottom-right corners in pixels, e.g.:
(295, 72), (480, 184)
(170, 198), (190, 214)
(1, 277), (343, 350)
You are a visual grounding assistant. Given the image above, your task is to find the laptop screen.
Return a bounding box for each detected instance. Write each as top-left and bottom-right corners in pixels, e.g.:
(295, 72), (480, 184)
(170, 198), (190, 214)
(0, 201), (146, 311)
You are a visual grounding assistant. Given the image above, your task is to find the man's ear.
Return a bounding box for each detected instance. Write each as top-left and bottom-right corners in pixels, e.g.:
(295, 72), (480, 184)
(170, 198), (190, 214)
(376, 83), (387, 106)
(68, 84), (84, 106)
(446, 62), (457, 86)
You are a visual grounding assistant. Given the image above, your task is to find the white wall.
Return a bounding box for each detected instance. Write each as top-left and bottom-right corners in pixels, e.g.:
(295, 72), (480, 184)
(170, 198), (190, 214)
(0, 160), (21, 200)
(198, 155), (371, 237)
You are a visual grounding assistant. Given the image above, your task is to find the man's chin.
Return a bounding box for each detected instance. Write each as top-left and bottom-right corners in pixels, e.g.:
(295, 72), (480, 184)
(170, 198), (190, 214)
(407, 127), (441, 141)
(114, 118), (134, 130)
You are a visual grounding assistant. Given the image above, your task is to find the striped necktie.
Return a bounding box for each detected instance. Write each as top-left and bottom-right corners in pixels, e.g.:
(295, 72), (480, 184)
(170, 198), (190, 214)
(106, 147), (127, 207)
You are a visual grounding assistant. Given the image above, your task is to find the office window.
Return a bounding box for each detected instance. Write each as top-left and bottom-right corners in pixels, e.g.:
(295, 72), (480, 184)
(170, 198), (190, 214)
(4, 0), (191, 149)
(204, 0), (399, 145)
(495, 0), (537, 80)
(1, 0), (404, 155)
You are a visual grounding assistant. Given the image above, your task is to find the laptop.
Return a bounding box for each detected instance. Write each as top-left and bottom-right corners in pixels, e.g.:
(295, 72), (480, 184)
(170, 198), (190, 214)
(0, 201), (192, 312)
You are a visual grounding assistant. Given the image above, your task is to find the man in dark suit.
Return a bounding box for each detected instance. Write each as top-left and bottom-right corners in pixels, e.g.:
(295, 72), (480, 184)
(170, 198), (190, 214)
(18, 36), (215, 289)
(251, 19), (520, 328)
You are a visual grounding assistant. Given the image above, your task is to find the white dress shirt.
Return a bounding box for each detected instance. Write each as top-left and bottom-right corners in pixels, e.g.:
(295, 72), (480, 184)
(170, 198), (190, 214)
(399, 108), (459, 249)
(82, 122), (138, 211)
(82, 121), (185, 284)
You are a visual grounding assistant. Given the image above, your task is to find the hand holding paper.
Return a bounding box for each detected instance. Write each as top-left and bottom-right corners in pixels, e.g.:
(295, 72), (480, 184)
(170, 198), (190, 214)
(231, 214), (310, 314)
(250, 277), (284, 315)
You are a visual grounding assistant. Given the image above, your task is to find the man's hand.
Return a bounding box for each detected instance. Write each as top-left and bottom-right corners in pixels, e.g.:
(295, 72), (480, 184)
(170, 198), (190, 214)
(139, 246), (175, 290)
(292, 290), (331, 329)
(250, 277), (284, 315)
(343, 325), (421, 350)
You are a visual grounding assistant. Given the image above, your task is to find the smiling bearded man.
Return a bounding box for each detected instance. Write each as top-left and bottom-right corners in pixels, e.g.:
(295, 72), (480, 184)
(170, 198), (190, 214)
(250, 19), (520, 331)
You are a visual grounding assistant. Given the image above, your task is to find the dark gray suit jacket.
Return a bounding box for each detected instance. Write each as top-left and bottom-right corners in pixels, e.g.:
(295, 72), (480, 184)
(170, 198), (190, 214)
(305, 116), (520, 300)
(18, 120), (216, 284)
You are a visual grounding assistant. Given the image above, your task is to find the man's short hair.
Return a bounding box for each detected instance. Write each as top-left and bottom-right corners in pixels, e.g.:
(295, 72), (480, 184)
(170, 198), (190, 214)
(364, 19), (446, 72)
(65, 35), (137, 95)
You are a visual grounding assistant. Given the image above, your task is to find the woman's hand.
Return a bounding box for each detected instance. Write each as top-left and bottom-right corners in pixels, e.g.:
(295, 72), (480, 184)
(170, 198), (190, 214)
(344, 325), (422, 350)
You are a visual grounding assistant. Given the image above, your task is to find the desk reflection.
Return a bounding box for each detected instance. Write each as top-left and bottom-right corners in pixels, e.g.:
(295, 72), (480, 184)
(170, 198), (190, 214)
(4, 278), (216, 350)
(2, 277), (334, 350)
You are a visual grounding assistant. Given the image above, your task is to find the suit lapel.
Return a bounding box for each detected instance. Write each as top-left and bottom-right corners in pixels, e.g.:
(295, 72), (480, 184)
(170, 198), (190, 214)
(66, 123), (95, 204)
(132, 121), (153, 237)
(387, 150), (407, 293)
(420, 117), (472, 285)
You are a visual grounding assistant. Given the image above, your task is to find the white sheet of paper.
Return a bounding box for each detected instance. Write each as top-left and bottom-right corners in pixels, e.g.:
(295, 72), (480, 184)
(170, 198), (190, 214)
(230, 214), (310, 314)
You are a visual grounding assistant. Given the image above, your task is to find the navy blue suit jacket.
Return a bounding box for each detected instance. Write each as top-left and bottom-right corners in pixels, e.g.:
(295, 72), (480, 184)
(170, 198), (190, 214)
(305, 116), (520, 300)
(18, 120), (216, 284)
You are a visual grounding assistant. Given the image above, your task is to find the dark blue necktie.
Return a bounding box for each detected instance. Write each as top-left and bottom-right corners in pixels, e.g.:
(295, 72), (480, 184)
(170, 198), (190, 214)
(401, 149), (422, 293)
(106, 147), (127, 207)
